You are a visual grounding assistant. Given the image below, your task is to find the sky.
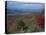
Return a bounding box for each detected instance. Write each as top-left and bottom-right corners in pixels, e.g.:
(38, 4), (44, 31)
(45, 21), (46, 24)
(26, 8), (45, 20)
(7, 1), (44, 11)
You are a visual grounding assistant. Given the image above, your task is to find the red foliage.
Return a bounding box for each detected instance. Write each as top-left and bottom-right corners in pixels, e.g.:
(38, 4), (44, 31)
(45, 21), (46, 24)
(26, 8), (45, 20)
(35, 16), (44, 26)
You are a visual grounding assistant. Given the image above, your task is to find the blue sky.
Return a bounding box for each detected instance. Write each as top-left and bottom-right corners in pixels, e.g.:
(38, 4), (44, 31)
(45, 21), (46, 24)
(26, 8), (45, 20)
(7, 1), (44, 11)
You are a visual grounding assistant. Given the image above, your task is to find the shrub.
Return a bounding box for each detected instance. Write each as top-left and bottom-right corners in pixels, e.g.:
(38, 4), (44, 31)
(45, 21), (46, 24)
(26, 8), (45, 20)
(34, 16), (45, 28)
(17, 20), (25, 27)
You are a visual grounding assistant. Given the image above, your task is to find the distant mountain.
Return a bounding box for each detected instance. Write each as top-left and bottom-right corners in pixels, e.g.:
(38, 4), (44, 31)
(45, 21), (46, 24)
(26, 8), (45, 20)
(7, 8), (43, 16)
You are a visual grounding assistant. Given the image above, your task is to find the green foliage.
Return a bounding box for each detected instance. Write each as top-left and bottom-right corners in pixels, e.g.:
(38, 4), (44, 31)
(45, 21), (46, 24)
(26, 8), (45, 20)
(17, 20), (25, 27)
